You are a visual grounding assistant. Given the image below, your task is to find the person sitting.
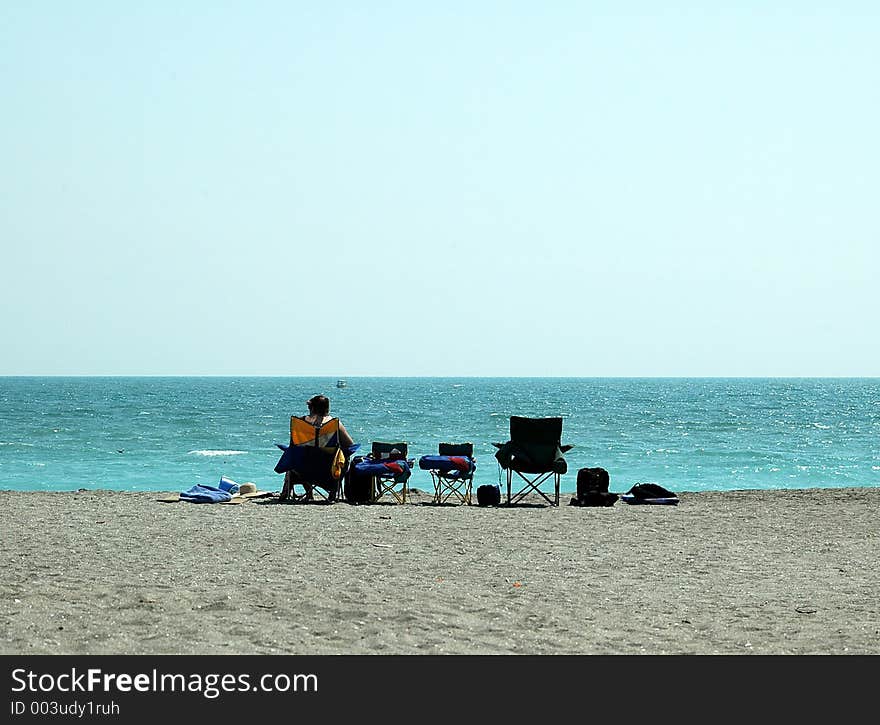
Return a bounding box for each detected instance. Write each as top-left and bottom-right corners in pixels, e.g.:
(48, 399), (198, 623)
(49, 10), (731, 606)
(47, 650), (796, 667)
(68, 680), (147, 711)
(282, 394), (355, 502)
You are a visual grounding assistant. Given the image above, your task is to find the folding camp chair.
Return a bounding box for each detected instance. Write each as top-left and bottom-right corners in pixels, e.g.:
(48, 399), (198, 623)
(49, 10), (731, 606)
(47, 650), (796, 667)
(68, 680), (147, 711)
(273, 416), (358, 502)
(356, 441), (413, 504)
(418, 442), (476, 505)
(493, 416), (573, 506)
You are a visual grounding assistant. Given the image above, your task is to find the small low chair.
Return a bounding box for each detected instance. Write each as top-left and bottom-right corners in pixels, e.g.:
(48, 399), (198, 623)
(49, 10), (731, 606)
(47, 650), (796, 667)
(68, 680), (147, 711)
(274, 416), (358, 502)
(419, 443), (477, 505)
(351, 441), (413, 504)
(493, 416), (573, 506)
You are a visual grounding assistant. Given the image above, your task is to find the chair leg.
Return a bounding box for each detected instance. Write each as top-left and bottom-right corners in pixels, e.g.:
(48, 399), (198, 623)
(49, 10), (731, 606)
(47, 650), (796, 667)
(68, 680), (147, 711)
(281, 474), (339, 503)
(372, 476), (405, 504)
(432, 473), (471, 505)
(508, 470), (560, 506)
(280, 472), (309, 502)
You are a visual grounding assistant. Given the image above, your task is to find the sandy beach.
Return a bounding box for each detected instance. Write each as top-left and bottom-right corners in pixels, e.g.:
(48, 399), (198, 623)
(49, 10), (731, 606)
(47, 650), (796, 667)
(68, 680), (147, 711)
(2, 486), (878, 655)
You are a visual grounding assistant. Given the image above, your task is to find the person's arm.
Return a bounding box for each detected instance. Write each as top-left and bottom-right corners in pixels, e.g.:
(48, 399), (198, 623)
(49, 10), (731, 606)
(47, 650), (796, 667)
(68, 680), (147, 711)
(338, 420), (355, 449)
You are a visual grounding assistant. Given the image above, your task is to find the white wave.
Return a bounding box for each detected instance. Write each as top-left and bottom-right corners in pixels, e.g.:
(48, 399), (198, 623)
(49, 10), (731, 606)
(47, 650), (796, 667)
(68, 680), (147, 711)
(0, 442), (35, 447)
(188, 450), (247, 457)
(811, 423), (831, 429)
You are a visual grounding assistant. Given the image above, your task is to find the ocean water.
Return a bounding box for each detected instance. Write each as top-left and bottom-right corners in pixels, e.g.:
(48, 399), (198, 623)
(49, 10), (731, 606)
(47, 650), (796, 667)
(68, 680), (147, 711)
(0, 377), (878, 494)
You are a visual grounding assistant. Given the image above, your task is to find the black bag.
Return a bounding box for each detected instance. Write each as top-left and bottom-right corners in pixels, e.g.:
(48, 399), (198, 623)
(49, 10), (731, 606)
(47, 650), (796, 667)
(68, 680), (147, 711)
(628, 482), (676, 499)
(571, 467), (618, 507)
(476, 484), (501, 507)
(577, 467), (610, 496)
(343, 456), (373, 504)
(623, 482), (679, 505)
(570, 491), (618, 507)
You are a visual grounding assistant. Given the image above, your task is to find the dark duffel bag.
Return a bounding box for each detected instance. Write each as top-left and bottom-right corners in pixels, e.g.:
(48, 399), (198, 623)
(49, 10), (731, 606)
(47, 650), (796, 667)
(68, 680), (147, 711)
(343, 457), (373, 504)
(476, 484), (501, 506)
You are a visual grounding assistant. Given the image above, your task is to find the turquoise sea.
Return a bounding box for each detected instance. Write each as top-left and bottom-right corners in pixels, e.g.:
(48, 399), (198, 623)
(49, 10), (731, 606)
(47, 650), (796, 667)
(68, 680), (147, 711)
(1, 377), (878, 494)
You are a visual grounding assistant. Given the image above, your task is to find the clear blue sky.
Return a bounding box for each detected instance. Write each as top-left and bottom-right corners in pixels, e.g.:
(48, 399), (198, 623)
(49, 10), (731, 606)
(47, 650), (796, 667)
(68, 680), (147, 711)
(2, 2), (877, 376)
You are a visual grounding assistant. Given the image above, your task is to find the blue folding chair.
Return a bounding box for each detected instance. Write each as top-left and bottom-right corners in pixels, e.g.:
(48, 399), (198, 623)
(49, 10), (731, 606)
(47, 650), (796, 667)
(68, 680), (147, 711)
(352, 441), (413, 504)
(419, 442), (477, 505)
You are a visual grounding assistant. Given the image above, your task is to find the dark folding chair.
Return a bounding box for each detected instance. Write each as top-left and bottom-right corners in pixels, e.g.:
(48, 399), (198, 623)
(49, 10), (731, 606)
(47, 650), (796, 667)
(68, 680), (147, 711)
(418, 442), (476, 505)
(493, 416), (573, 506)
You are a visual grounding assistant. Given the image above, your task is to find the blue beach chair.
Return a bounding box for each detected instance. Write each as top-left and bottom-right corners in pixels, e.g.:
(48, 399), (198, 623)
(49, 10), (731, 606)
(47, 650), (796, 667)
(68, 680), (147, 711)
(419, 442), (477, 505)
(352, 441), (413, 504)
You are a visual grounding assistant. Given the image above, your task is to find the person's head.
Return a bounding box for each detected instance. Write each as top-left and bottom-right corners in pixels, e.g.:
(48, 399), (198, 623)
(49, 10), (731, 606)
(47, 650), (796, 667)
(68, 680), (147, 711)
(307, 395), (330, 416)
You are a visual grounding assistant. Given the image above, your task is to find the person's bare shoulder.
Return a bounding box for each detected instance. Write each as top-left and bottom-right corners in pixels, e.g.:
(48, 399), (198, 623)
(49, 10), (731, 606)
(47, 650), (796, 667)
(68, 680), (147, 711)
(338, 420), (355, 446)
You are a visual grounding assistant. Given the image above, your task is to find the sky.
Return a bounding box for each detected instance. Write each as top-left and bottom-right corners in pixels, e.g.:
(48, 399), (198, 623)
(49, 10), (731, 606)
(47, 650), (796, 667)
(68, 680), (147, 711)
(1, 2), (877, 376)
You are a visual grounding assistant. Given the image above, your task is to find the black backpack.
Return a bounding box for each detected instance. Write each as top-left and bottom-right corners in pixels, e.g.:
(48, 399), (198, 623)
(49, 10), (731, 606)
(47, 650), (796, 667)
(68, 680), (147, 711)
(577, 467), (610, 495)
(476, 484), (501, 507)
(571, 467), (618, 507)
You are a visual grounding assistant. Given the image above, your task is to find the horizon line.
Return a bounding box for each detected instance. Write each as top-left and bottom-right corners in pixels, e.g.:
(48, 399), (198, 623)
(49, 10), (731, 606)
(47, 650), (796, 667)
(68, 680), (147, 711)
(2, 374), (878, 380)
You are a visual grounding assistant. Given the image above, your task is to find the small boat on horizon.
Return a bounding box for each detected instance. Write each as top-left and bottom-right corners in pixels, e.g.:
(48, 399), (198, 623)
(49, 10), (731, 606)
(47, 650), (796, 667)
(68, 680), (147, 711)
(336, 379), (347, 388)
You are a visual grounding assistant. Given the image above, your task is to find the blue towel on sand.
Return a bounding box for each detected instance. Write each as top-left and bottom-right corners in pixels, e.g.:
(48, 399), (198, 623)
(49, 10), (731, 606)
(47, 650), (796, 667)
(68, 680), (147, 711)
(179, 484), (233, 504)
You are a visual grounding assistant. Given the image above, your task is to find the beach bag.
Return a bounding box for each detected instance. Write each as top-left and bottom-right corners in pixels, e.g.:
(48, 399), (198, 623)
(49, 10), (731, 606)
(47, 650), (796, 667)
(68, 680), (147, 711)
(476, 484), (501, 507)
(570, 467), (617, 506)
(344, 456), (373, 504)
(577, 467), (609, 493)
(622, 482), (679, 505)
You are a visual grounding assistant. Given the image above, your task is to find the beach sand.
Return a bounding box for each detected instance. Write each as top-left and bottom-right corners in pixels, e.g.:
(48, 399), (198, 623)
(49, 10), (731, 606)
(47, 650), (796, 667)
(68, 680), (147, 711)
(2, 487), (878, 655)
